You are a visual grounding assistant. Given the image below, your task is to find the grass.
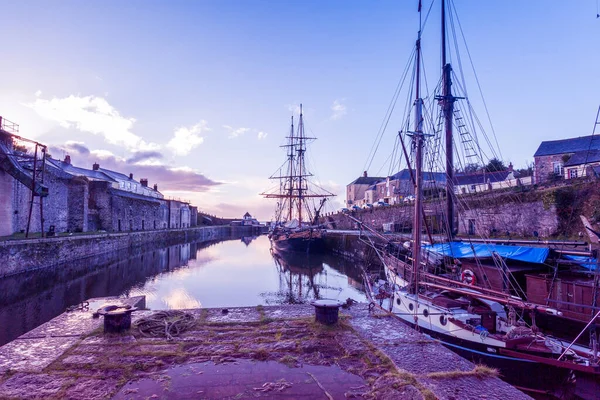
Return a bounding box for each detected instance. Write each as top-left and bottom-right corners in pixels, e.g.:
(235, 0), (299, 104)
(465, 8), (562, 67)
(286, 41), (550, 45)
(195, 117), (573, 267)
(427, 364), (499, 379)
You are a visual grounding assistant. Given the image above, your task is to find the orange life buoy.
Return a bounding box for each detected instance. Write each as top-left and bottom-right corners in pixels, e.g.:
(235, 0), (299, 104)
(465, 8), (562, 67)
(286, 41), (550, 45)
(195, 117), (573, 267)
(461, 269), (476, 285)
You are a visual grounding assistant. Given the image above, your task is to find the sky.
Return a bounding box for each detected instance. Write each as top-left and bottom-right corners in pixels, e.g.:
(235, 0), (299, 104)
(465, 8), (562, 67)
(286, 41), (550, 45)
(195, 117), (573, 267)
(0, 0), (598, 219)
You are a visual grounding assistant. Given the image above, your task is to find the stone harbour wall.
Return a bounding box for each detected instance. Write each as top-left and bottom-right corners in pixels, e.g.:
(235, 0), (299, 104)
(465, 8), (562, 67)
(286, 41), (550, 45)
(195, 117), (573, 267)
(0, 225), (245, 277)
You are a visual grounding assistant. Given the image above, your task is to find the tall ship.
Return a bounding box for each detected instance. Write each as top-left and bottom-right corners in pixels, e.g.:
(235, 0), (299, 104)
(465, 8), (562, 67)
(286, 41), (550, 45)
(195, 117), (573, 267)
(355, 0), (600, 397)
(262, 105), (335, 253)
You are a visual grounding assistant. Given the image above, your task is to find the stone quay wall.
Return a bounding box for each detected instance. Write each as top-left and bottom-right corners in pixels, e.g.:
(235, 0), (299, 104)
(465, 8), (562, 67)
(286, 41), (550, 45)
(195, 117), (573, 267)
(0, 225), (260, 277)
(322, 197), (559, 238)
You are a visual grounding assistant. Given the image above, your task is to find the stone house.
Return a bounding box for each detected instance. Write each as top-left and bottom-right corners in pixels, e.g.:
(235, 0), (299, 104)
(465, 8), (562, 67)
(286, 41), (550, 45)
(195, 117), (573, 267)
(0, 125), (194, 236)
(533, 135), (600, 183)
(346, 171), (384, 207)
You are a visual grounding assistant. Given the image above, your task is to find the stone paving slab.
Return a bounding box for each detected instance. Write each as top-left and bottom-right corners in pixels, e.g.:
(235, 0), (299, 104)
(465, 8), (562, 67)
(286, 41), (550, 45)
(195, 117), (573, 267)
(0, 336), (79, 374)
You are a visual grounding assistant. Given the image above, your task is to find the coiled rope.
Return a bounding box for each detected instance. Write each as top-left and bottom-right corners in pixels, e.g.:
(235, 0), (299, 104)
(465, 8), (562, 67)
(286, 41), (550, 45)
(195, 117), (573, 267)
(134, 310), (196, 340)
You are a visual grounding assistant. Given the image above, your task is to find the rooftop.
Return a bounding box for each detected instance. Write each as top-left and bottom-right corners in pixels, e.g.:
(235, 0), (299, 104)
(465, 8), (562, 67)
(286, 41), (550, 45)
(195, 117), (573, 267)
(534, 134), (600, 157)
(454, 170), (513, 185)
(564, 149), (600, 167)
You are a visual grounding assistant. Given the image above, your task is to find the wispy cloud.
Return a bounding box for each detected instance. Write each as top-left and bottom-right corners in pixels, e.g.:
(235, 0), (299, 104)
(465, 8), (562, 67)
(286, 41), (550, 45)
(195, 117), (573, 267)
(127, 150), (163, 164)
(50, 142), (221, 192)
(25, 94), (159, 151)
(223, 125), (250, 139)
(330, 99), (347, 120)
(257, 131), (268, 140)
(167, 121), (209, 156)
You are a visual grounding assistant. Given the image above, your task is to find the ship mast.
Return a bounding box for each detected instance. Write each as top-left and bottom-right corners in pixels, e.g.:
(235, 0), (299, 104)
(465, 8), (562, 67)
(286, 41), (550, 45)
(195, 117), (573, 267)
(411, 2), (426, 301)
(298, 104), (305, 225)
(287, 116), (294, 222)
(439, 0), (457, 236)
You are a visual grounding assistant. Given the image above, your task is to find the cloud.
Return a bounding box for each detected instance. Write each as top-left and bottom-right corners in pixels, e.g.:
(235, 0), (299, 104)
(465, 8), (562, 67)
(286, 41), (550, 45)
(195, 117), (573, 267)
(50, 142), (221, 192)
(35, 90), (42, 97)
(64, 141), (90, 155)
(257, 131), (268, 140)
(127, 150), (163, 164)
(286, 104), (302, 115)
(330, 99), (347, 120)
(223, 125), (250, 139)
(167, 121), (209, 156)
(25, 94), (159, 151)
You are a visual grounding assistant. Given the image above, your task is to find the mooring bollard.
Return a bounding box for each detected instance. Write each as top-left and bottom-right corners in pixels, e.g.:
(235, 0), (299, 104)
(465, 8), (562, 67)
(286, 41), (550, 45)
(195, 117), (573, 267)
(311, 299), (343, 325)
(97, 305), (138, 333)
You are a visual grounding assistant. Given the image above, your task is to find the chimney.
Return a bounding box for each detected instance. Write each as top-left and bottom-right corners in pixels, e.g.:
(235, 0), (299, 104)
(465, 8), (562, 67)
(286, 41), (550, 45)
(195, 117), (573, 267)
(363, 171), (368, 177)
(153, 183), (158, 191)
(93, 162), (100, 171)
(64, 155), (71, 164)
(129, 173), (133, 179)
(508, 162), (513, 172)
(140, 178), (148, 187)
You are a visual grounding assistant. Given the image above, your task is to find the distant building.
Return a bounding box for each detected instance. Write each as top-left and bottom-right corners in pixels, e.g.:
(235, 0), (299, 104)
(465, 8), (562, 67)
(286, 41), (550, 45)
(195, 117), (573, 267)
(454, 165), (521, 195)
(346, 169), (445, 207)
(534, 135), (600, 183)
(346, 171), (384, 207)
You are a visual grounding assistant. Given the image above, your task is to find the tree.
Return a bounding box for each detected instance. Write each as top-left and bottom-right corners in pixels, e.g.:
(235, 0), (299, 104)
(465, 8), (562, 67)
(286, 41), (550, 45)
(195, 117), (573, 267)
(463, 163), (480, 174)
(484, 158), (506, 172)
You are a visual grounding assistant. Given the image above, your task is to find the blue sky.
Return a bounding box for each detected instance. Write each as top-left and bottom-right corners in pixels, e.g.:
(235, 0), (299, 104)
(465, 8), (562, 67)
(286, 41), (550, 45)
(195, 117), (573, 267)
(0, 1), (598, 219)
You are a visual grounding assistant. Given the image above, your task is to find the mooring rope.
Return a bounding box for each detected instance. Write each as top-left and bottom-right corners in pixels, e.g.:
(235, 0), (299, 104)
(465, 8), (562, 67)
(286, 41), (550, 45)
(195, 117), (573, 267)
(134, 310), (196, 340)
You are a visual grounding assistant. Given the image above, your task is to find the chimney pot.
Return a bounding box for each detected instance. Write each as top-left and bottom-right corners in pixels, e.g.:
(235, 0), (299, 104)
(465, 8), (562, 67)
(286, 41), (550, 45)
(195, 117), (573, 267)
(363, 171), (368, 177)
(153, 183), (158, 191)
(508, 162), (514, 172)
(93, 162), (99, 171)
(129, 173), (133, 179)
(140, 178), (148, 187)
(64, 155), (71, 164)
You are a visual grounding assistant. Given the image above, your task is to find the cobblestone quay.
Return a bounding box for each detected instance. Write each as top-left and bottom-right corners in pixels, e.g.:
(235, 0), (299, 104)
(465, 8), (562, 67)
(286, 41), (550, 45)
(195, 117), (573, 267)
(0, 296), (529, 399)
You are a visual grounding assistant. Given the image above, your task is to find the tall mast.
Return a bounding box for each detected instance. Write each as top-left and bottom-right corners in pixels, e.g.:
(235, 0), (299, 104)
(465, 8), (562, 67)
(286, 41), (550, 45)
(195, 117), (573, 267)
(440, 0), (456, 236)
(297, 104), (304, 225)
(288, 116), (294, 221)
(411, 3), (425, 300)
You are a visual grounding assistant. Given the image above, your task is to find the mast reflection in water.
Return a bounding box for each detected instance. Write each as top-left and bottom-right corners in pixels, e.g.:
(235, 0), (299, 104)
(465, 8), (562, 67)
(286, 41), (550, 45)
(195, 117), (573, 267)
(0, 235), (366, 346)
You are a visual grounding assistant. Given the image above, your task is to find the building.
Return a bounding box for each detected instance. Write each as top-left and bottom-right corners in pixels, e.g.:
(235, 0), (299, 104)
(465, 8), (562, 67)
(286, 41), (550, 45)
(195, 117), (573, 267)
(533, 135), (600, 183)
(346, 171), (384, 207)
(454, 165), (522, 195)
(347, 169), (446, 207)
(562, 149), (600, 180)
(0, 119), (195, 236)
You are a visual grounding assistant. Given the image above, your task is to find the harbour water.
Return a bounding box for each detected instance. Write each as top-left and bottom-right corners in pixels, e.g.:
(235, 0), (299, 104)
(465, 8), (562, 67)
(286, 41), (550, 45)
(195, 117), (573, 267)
(0, 234), (367, 346)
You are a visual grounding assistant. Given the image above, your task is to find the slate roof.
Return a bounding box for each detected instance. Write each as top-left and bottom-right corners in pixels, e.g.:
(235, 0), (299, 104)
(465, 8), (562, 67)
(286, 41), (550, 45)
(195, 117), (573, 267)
(349, 176), (384, 185)
(389, 169), (446, 183)
(98, 167), (135, 182)
(46, 158), (116, 182)
(564, 150), (600, 167)
(534, 135), (600, 157)
(454, 171), (512, 185)
(110, 189), (162, 204)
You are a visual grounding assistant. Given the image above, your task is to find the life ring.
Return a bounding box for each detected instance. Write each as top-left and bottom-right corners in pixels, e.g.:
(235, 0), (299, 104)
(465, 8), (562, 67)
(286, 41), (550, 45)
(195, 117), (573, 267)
(461, 269), (476, 285)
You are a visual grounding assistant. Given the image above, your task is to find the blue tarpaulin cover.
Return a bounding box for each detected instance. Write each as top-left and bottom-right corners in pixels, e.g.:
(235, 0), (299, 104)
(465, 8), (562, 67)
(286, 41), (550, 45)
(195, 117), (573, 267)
(563, 254), (598, 271)
(423, 242), (550, 264)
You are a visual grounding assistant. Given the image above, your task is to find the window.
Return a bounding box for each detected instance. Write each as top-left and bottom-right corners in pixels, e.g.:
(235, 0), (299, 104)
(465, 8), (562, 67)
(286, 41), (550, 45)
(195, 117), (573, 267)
(569, 169), (578, 179)
(470, 184), (476, 191)
(553, 162), (563, 176)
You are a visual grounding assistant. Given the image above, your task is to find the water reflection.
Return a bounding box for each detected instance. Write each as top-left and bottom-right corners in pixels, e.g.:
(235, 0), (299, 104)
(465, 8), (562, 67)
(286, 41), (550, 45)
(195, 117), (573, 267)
(0, 234), (367, 346)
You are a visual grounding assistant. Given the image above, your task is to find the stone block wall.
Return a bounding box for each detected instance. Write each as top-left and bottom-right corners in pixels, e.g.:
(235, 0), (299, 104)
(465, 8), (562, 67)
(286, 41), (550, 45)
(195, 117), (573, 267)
(0, 225), (234, 276)
(535, 154), (567, 184)
(0, 171), (13, 237)
(457, 201), (557, 237)
(322, 196), (560, 238)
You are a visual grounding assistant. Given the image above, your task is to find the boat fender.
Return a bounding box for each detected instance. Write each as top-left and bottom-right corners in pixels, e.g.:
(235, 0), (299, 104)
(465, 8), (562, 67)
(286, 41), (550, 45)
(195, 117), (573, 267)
(461, 269), (476, 285)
